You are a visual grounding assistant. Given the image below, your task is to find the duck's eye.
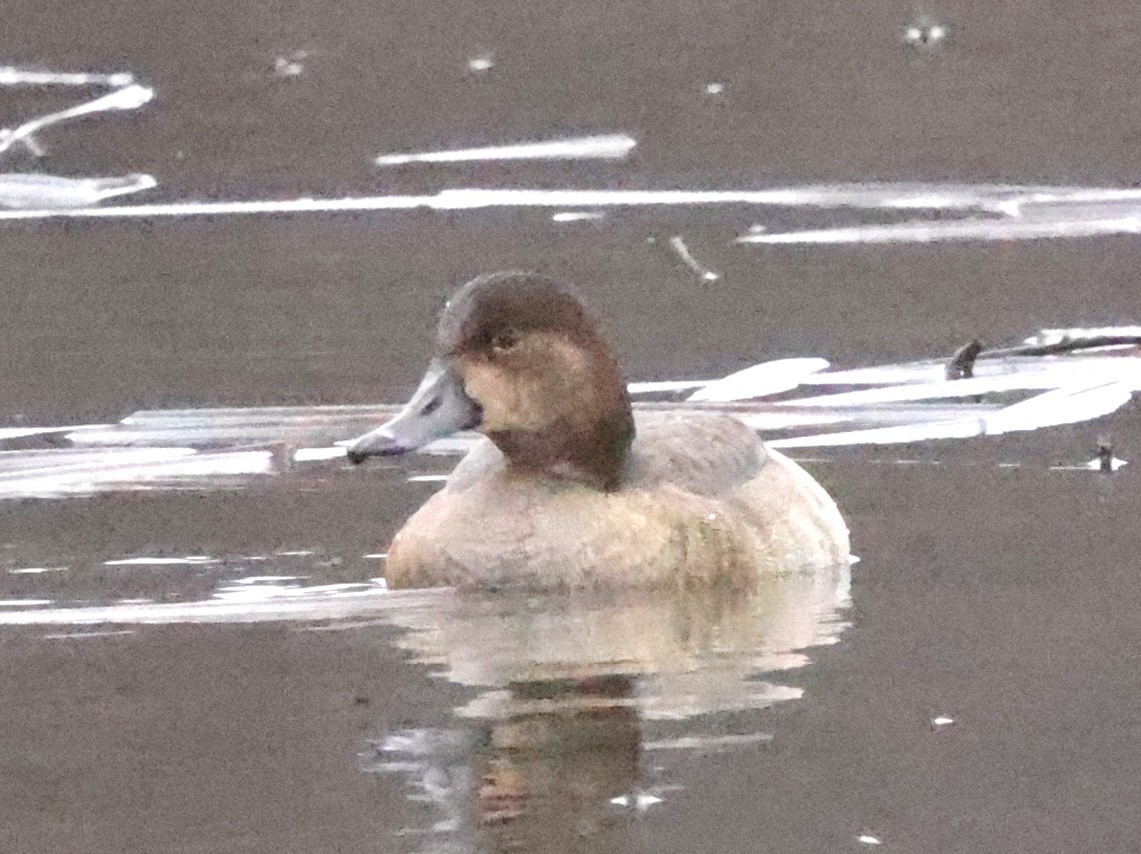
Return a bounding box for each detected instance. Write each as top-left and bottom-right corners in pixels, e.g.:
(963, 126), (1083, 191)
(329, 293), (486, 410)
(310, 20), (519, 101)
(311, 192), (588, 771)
(491, 330), (519, 354)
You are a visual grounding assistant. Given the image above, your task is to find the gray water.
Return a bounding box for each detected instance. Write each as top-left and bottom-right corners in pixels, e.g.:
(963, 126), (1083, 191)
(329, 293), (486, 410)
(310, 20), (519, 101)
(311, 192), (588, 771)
(3, 1), (1141, 852)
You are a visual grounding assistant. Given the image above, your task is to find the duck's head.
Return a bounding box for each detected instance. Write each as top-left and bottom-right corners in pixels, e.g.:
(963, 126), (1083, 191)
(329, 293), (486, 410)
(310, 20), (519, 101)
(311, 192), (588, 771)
(347, 272), (635, 490)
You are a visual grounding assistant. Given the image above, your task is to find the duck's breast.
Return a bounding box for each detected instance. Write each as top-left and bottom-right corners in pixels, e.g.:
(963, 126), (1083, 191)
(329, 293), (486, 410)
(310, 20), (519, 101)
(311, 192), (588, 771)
(384, 412), (849, 589)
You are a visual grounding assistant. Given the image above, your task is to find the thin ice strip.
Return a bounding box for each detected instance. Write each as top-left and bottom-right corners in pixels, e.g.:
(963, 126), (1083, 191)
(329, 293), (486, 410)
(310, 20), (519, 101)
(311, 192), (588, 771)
(0, 66), (134, 88)
(0, 187), (1081, 221)
(376, 133), (636, 166)
(0, 83), (154, 157)
(737, 215), (1141, 245)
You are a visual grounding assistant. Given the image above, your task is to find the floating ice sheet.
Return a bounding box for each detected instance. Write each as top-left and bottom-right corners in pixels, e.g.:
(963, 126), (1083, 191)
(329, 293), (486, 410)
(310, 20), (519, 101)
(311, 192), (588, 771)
(0, 424), (109, 441)
(688, 358), (830, 402)
(0, 173), (156, 209)
(70, 404), (399, 448)
(627, 380), (707, 394)
(801, 346), (1141, 387)
(375, 133), (636, 166)
(788, 359), (1141, 406)
(771, 380), (1132, 447)
(0, 447), (273, 498)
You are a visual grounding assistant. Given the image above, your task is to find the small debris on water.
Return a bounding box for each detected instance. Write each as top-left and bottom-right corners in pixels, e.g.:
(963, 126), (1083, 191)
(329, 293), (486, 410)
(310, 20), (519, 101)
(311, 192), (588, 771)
(904, 19), (948, 47)
(857, 833), (882, 846)
(609, 792), (663, 810)
(273, 50), (310, 78)
(667, 235), (720, 282)
(467, 53), (494, 72)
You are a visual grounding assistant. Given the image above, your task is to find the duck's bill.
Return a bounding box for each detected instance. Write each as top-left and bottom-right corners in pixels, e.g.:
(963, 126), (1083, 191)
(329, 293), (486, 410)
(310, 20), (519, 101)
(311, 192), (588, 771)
(345, 358), (482, 463)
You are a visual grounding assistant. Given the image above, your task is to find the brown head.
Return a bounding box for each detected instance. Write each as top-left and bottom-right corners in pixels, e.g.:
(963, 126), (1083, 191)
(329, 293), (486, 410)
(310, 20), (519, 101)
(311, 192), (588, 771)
(347, 272), (635, 490)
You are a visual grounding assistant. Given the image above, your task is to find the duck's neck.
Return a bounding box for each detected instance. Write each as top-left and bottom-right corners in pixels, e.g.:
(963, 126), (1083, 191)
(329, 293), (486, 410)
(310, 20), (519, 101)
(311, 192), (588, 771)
(488, 349), (635, 492)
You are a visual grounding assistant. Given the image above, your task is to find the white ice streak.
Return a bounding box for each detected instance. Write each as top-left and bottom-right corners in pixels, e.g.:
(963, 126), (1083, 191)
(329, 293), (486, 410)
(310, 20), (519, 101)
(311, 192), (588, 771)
(8, 182), (1141, 235)
(0, 173), (156, 209)
(800, 349), (1141, 388)
(738, 216), (1141, 245)
(0, 66), (134, 88)
(788, 358), (1141, 406)
(642, 732), (772, 751)
(0, 83), (154, 158)
(0, 424), (110, 441)
(551, 210), (606, 222)
(44, 629), (135, 639)
(1026, 326), (1141, 347)
(375, 133), (636, 166)
(68, 404), (399, 449)
(0, 186), (1039, 221)
(688, 358), (830, 402)
(0, 447), (273, 498)
(627, 380), (708, 394)
(771, 380), (1132, 448)
(293, 446), (348, 461)
(104, 556), (217, 566)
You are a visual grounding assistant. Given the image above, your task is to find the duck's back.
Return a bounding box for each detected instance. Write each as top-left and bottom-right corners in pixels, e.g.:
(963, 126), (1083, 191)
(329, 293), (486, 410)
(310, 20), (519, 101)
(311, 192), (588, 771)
(385, 410), (849, 589)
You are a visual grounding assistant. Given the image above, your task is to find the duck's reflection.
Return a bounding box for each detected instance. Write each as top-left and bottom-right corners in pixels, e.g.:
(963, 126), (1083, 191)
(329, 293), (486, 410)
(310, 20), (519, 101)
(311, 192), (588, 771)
(362, 563), (851, 852)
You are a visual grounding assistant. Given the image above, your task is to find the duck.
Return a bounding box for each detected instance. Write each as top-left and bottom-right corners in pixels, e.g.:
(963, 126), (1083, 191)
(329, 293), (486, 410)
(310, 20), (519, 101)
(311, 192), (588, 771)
(347, 271), (849, 590)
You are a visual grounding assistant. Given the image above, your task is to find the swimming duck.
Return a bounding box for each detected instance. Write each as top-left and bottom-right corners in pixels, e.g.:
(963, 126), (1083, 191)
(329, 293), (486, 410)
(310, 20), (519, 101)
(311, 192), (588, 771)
(348, 271), (849, 589)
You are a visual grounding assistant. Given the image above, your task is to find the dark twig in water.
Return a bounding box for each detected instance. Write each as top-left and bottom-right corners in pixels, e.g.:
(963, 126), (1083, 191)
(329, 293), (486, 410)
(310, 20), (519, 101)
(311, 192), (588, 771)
(945, 339), (985, 380)
(1097, 438), (1115, 474)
